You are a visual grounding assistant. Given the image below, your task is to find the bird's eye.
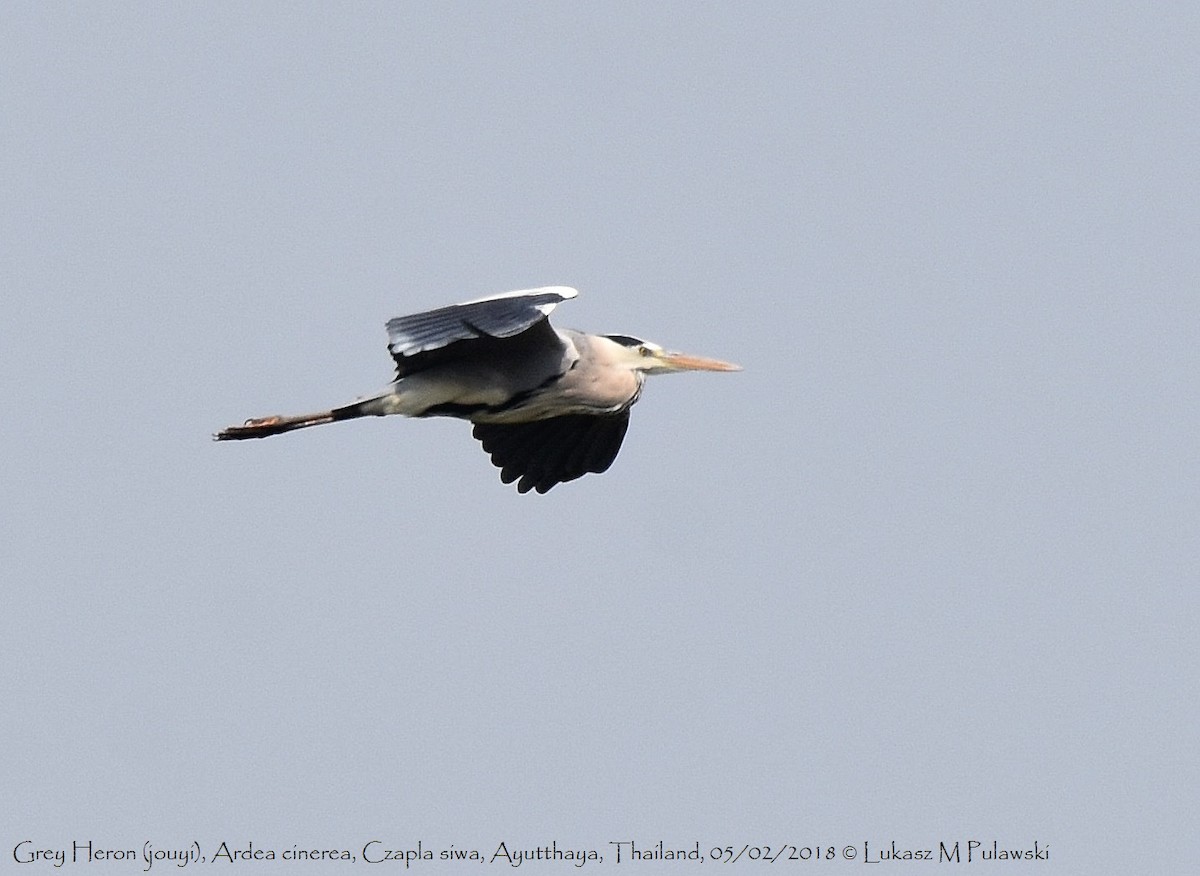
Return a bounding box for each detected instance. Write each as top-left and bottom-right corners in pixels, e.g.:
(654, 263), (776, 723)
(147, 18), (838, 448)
(639, 346), (653, 357)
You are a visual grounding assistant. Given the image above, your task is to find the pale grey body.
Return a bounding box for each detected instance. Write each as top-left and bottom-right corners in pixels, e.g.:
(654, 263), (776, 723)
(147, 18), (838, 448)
(216, 287), (739, 493)
(373, 325), (638, 423)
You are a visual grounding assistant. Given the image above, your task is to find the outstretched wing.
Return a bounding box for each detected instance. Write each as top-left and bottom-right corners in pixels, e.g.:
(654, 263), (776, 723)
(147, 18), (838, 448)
(472, 412), (631, 494)
(387, 286), (577, 377)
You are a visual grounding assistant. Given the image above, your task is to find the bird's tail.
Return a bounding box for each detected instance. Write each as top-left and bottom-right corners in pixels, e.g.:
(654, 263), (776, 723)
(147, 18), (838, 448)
(214, 398), (380, 441)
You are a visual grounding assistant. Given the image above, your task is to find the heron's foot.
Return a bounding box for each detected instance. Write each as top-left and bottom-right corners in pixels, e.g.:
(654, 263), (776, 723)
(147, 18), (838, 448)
(214, 415), (283, 441)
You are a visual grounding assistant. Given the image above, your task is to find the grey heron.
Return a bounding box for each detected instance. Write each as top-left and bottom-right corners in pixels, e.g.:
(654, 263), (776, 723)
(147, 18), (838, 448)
(215, 286), (740, 493)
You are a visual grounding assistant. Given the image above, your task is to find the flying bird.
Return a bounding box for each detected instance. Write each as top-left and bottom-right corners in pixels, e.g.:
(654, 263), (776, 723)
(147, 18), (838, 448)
(215, 286), (740, 493)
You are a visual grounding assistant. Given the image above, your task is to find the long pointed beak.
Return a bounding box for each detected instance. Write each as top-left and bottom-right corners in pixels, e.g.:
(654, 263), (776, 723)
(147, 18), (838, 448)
(660, 351), (742, 372)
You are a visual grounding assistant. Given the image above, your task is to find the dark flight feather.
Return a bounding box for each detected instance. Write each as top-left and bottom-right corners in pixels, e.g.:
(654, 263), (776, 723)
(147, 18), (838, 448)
(472, 412), (631, 493)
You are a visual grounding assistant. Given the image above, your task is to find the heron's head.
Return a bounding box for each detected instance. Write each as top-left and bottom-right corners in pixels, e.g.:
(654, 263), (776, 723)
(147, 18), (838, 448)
(603, 335), (742, 375)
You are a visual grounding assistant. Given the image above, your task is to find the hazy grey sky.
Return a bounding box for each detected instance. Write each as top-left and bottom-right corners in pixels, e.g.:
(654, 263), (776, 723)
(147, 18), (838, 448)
(3, 3), (1196, 872)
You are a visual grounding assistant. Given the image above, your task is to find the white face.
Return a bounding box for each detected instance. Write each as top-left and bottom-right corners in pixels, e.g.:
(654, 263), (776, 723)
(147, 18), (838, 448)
(633, 341), (664, 361)
(616, 340), (670, 373)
